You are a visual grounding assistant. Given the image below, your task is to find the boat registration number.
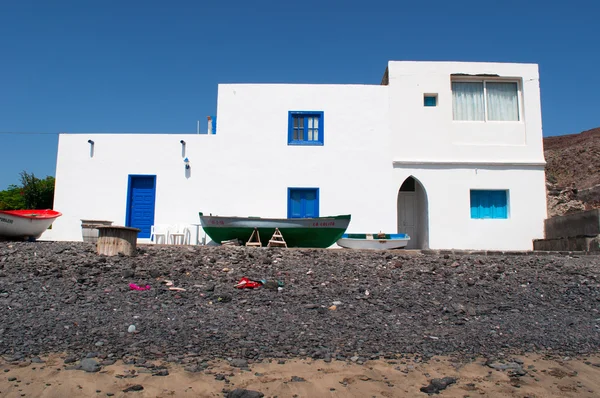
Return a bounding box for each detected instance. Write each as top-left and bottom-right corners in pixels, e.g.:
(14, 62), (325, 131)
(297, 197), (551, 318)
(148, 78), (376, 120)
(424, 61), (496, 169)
(0, 217), (13, 224)
(208, 220), (225, 225)
(312, 222), (335, 227)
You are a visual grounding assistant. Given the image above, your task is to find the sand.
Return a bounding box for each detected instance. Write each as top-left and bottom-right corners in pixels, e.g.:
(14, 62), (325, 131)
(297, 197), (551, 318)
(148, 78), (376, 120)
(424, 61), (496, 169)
(1, 354), (600, 398)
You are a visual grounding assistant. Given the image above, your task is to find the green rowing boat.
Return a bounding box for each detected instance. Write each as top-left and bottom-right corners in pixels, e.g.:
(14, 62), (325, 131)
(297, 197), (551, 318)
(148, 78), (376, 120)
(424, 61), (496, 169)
(199, 213), (351, 248)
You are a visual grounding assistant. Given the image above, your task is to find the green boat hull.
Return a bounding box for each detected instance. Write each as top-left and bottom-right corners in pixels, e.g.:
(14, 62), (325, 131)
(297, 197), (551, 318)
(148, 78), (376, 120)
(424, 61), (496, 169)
(199, 214), (351, 248)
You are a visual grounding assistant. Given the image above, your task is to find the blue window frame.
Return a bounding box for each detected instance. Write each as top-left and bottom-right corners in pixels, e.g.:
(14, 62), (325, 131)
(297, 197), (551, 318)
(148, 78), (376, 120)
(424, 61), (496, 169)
(470, 190), (508, 219)
(288, 188), (319, 218)
(288, 111), (324, 146)
(424, 95), (437, 107)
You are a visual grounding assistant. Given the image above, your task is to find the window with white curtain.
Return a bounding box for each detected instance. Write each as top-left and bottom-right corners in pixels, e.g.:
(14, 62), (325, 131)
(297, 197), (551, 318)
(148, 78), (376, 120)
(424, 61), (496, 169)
(452, 81), (520, 121)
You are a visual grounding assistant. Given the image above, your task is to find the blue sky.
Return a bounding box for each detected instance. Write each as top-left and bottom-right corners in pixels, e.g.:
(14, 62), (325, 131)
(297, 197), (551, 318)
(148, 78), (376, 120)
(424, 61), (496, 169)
(1, 0), (598, 190)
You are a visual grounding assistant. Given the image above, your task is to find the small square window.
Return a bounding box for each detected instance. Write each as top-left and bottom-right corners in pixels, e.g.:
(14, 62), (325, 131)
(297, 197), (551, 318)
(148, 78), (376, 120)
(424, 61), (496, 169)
(424, 95), (437, 107)
(288, 111), (324, 146)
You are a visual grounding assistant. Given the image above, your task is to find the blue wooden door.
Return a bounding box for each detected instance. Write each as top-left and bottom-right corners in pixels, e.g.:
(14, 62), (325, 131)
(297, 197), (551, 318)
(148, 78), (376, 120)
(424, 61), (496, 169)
(126, 175), (156, 238)
(288, 188), (319, 218)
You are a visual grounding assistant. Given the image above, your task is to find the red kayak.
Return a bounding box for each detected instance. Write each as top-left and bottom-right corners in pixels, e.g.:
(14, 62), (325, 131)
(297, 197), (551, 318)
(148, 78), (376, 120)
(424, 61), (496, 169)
(0, 209), (62, 240)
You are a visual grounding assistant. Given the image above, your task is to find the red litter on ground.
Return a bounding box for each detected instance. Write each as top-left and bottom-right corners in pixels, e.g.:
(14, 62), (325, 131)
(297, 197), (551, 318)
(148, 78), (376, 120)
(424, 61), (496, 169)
(129, 283), (151, 291)
(235, 277), (262, 289)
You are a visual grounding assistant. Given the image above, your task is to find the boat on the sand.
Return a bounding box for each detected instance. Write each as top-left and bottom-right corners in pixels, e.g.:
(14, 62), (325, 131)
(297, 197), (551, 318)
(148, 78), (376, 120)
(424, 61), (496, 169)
(336, 232), (410, 250)
(199, 213), (351, 248)
(0, 209), (62, 241)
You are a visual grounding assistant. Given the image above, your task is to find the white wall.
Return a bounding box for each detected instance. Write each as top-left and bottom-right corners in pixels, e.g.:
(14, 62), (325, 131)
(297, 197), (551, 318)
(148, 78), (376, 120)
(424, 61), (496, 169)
(387, 61), (545, 165)
(46, 84), (392, 242)
(46, 61), (547, 250)
(393, 165), (547, 250)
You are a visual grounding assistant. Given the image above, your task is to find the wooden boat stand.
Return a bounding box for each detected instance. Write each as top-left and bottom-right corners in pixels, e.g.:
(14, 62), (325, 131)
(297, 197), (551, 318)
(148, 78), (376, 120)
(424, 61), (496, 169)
(245, 227), (288, 248)
(245, 228), (262, 247)
(267, 228), (287, 248)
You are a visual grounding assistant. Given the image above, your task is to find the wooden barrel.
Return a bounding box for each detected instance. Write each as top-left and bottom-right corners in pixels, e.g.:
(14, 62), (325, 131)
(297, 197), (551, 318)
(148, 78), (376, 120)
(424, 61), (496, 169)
(81, 220), (113, 243)
(96, 226), (140, 256)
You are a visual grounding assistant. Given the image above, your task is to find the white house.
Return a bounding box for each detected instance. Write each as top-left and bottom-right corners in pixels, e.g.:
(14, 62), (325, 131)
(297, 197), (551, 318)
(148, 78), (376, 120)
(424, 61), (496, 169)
(45, 61), (547, 250)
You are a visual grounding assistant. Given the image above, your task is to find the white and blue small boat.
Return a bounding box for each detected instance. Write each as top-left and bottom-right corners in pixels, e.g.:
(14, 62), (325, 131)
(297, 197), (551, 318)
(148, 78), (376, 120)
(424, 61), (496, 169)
(336, 232), (410, 250)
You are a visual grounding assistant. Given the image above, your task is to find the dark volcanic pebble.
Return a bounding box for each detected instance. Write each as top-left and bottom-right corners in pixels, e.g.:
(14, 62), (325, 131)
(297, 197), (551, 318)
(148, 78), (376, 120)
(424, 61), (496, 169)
(230, 359), (248, 368)
(0, 242), (599, 364)
(420, 376), (457, 394)
(79, 359), (101, 373)
(226, 389), (264, 398)
(122, 384), (144, 392)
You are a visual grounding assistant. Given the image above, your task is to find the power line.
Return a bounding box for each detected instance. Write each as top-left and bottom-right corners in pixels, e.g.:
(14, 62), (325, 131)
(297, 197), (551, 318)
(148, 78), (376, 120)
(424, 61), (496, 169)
(0, 132), (59, 135)
(0, 131), (205, 135)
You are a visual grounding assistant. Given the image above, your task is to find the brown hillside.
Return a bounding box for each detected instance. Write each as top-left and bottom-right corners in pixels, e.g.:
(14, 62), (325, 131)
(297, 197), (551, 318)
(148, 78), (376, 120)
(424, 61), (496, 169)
(543, 127), (600, 217)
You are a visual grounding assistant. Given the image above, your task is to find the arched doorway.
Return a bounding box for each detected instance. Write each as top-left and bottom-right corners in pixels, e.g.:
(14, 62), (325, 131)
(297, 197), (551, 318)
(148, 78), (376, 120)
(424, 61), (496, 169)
(397, 176), (429, 249)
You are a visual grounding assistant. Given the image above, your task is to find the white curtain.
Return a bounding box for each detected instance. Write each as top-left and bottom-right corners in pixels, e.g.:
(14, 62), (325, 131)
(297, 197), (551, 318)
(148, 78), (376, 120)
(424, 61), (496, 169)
(452, 82), (484, 121)
(308, 117), (318, 141)
(486, 82), (519, 121)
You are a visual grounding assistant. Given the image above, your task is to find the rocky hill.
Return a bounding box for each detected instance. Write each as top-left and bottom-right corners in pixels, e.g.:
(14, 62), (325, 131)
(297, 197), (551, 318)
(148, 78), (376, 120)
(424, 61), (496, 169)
(544, 127), (600, 217)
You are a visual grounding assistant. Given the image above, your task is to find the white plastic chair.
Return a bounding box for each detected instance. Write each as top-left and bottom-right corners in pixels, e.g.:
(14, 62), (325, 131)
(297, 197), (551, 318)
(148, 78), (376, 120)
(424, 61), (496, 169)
(150, 224), (169, 244)
(169, 224), (191, 245)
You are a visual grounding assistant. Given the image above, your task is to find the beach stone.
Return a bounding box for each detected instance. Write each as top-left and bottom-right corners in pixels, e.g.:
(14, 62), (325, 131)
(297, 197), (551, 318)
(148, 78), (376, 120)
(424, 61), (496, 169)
(122, 384), (144, 392)
(231, 359), (248, 368)
(420, 377), (457, 394)
(80, 358), (101, 373)
(226, 389), (264, 398)
(149, 269), (162, 278)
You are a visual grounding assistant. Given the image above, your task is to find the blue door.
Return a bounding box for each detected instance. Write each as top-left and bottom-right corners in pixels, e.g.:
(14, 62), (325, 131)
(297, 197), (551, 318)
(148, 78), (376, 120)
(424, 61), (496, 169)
(126, 175), (156, 238)
(288, 188), (319, 218)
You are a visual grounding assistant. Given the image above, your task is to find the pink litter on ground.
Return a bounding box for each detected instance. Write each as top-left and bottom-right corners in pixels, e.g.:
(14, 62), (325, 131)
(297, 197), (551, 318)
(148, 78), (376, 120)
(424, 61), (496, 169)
(129, 283), (151, 291)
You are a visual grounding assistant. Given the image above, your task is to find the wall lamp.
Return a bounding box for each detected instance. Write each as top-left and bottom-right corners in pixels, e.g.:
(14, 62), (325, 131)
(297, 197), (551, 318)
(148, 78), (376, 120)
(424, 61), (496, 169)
(88, 139), (95, 158)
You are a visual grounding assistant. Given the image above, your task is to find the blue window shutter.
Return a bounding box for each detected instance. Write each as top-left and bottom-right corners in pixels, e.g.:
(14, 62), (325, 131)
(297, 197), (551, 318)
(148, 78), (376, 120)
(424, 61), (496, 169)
(470, 190), (508, 219)
(480, 193), (492, 218)
(470, 191), (480, 218)
(491, 191), (507, 218)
